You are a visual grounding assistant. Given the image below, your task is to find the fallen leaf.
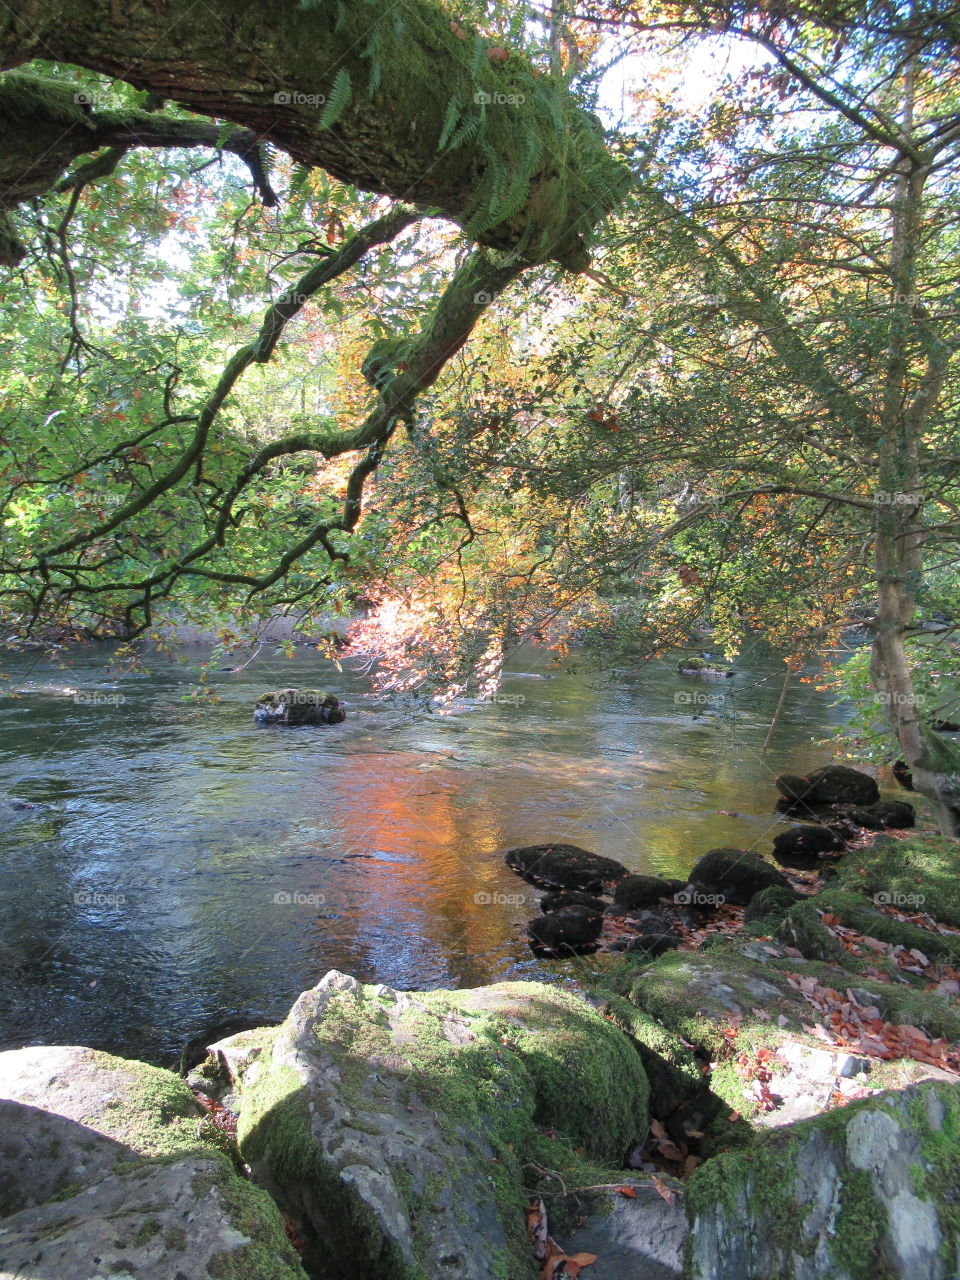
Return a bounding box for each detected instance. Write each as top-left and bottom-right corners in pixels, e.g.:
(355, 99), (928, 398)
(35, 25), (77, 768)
(651, 1175), (676, 1204)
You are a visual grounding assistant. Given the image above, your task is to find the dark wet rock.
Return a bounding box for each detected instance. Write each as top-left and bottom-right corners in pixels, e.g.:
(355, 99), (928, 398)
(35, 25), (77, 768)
(540, 889), (608, 914)
(529, 909), (604, 955)
(744, 885), (803, 928)
(624, 933), (683, 958)
(614, 875), (686, 911)
(505, 843), (629, 892)
(688, 848), (791, 906)
(930, 718), (960, 732)
(775, 765), (880, 808)
(677, 657), (735, 677)
(845, 800), (916, 830)
(807, 765), (880, 806)
(253, 687), (345, 725)
(774, 773), (811, 802)
(772, 826), (845, 863)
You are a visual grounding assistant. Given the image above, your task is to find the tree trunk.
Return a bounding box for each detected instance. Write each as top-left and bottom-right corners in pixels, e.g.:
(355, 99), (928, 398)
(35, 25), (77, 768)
(869, 52), (960, 836)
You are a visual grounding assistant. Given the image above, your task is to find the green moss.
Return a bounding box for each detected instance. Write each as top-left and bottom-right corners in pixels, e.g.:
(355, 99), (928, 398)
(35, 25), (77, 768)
(774, 900), (849, 965)
(191, 1154), (307, 1280)
(238, 981), (648, 1280)
(132, 1218), (162, 1245)
(832, 1168), (892, 1280)
(164, 1227), (187, 1250)
(83, 1051), (204, 1160)
(814, 888), (960, 965)
(906, 1084), (960, 1266)
(834, 835), (960, 927)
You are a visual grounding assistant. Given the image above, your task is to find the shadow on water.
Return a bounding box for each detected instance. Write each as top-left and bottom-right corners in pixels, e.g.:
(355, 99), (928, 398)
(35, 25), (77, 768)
(0, 638), (871, 1063)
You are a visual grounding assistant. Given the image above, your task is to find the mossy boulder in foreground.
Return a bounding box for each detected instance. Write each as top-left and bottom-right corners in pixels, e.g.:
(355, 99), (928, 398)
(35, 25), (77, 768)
(685, 1080), (960, 1279)
(0, 1045), (306, 1280)
(220, 970), (649, 1280)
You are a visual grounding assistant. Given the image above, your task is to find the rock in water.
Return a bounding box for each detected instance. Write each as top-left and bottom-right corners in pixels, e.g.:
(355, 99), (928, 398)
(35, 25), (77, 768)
(687, 848), (791, 906)
(219, 971), (649, 1280)
(528, 908), (604, 955)
(540, 889), (608, 914)
(771, 825), (846, 864)
(685, 1081), (960, 1279)
(614, 875), (687, 910)
(775, 766), (879, 808)
(254, 687), (345, 725)
(504, 843), (629, 891)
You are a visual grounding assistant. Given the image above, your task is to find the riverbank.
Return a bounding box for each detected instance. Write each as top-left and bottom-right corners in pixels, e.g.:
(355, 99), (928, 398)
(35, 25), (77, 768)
(2, 823), (957, 1279)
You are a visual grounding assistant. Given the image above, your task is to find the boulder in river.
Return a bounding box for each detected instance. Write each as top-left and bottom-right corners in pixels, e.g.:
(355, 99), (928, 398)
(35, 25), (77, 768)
(529, 907), (604, 955)
(505, 842), (629, 891)
(540, 889), (608, 914)
(844, 800), (916, 830)
(253, 687), (345, 725)
(614, 874), (687, 911)
(687, 847), (791, 906)
(775, 765), (880, 808)
(677, 657), (735, 677)
(771, 825), (846, 866)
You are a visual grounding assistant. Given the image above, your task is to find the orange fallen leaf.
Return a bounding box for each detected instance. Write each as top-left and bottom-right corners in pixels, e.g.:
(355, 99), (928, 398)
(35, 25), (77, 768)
(651, 1175), (676, 1204)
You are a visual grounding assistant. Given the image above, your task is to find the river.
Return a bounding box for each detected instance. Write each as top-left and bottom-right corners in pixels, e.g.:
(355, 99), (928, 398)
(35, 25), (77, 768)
(0, 638), (862, 1065)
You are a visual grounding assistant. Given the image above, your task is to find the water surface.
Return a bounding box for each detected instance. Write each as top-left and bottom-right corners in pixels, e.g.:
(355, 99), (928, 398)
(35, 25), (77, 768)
(0, 640), (865, 1063)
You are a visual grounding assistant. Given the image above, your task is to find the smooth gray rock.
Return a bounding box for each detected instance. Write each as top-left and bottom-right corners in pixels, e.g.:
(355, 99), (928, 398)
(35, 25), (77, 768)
(565, 1183), (688, 1279)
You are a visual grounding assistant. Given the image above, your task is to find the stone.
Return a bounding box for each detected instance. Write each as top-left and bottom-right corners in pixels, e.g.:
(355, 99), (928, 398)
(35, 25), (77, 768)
(771, 825), (845, 863)
(540, 889), (608, 914)
(775, 766), (880, 808)
(505, 843), (629, 891)
(743, 885), (803, 927)
(688, 848), (791, 906)
(564, 1181), (688, 1279)
(528, 908), (604, 955)
(624, 932), (683, 958)
(685, 1081), (960, 1279)
(845, 800), (916, 830)
(253, 687), (345, 725)
(226, 971), (649, 1280)
(614, 875), (686, 910)
(0, 1045), (306, 1280)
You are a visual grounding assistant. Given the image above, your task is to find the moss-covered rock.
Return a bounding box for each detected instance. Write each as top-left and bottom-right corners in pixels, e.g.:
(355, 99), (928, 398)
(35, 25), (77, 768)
(832, 834), (960, 927)
(743, 885), (803, 931)
(0, 1045), (306, 1279)
(685, 1080), (960, 1279)
(228, 970), (649, 1280)
(687, 848), (791, 906)
(0, 1150), (307, 1280)
(253, 687), (345, 725)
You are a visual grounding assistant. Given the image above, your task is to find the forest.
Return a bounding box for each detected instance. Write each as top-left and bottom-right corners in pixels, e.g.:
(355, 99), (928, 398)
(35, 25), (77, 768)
(1, 2), (960, 1278)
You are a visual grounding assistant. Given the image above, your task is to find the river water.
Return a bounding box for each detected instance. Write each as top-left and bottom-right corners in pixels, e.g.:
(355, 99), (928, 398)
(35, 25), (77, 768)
(0, 639), (863, 1065)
